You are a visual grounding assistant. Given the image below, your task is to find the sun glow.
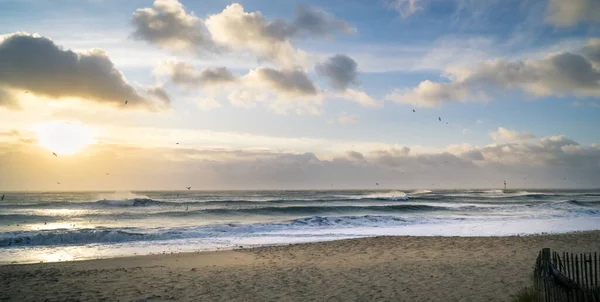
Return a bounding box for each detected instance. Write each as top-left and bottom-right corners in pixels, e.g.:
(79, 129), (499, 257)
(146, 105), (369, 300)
(35, 120), (97, 155)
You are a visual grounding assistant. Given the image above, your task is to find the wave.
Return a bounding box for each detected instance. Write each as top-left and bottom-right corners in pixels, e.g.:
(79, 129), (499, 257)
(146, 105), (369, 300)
(356, 191), (409, 201)
(0, 215), (414, 247)
(0, 229), (172, 247)
(175, 204), (447, 217)
(289, 215), (408, 227)
(95, 198), (162, 207)
(410, 190), (432, 195)
(566, 200), (600, 207)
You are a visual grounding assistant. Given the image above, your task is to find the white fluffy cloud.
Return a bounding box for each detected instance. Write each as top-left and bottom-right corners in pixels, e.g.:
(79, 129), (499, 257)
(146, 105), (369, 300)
(334, 89), (381, 107)
(131, 0), (214, 53)
(132, 1), (353, 68)
(385, 0), (424, 18)
(546, 0), (600, 27)
(159, 58), (379, 111)
(223, 67), (322, 114)
(490, 127), (536, 142)
(583, 38), (600, 66)
(0, 33), (169, 109)
(156, 61), (236, 88)
(386, 43), (600, 107)
(245, 67), (318, 97)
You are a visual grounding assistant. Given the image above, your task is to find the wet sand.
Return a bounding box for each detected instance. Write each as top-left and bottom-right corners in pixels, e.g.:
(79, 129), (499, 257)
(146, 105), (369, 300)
(1, 231), (600, 302)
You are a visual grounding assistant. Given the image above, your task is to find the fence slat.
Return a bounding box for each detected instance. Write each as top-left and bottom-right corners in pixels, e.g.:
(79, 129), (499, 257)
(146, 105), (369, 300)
(576, 254), (580, 287)
(584, 253), (587, 290)
(594, 252), (600, 292)
(571, 253), (575, 282)
(584, 253), (589, 290)
(563, 252), (571, 278)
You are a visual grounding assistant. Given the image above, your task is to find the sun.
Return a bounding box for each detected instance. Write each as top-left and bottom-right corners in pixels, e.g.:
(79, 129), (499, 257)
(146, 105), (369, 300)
(35, 120), (97, 155)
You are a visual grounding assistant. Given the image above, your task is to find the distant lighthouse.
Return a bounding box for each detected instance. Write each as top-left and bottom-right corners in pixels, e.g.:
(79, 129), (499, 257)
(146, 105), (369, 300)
(504, 180), (507, 191)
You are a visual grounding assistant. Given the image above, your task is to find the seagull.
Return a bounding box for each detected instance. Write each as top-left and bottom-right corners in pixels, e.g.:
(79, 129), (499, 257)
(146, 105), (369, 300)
(52, 152), (58, 157)
(439, 117), (442, 122)
(105, 172), (110, 175)
(1, 194), (4, 201)
(375, 183), (379, 186)
(57, 182), (61, 185)
(176, 143), (179, 145)
(124, 100), (128, 105)
(187, 187), (191, 190)
(446, 122), (448, 124)
(25, 91), (28, 94)
(412, 109), (415, 112)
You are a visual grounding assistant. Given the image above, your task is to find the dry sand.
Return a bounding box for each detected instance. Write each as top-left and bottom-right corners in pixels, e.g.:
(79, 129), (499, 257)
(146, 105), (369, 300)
(1, 231), (600, 302)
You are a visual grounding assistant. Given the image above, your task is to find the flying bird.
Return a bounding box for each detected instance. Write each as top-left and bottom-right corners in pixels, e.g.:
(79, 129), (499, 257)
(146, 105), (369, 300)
(105, 173), (110, 175)
(376, 183), (379, 186)
(187, 187), (191, 190)
(124, 100), (128, 105)
(52, 152), (58, 157)
(439, 117), (442, 122)
(446, 122), (448, 124)
(176, 143), (179, 145)
(25, 91), (28, 94)
(412, 109), (415, 112)
(57, 182), (61, 185)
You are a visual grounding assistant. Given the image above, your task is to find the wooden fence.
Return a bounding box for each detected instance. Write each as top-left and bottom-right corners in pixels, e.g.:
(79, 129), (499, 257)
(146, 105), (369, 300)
(534, 248), (600, 301)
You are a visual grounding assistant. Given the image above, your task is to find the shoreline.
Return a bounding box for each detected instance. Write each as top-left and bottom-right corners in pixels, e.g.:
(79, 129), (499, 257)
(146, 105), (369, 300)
(2, 231), (600, 301)
(3, 229), (600, 266)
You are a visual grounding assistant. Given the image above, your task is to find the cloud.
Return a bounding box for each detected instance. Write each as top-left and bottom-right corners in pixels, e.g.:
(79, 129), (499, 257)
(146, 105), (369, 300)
(157, 61), (236, 88)
(131, 0), (213, 53)
(157, 58), (377, 112)
(347, 150), (365, 161)
(196, 97), (221, 110)
(0, 88), (19, 109)
(132, 1), (352, 68)
(338, 89), (381, 107)
(386, 47), (600, 107)
(205, 3), (302, 67)
(385, 80), (475, 108)
(226, 67), (322, 114)
(385, 0), (424, 18)
(316, 54), (358, 91)
(490, 127), (536, 142)
(545, 0), (600, 27)
(2, 132), (600, 189)
(462, 128), (471, 134)
(336, 112), (359, 125)
(0, 33), (169, 109)
(571, 101), (600, 107)
(583, 38), (600, 65)
(245, 67), (318, 97)
(289, 5), (355, 37)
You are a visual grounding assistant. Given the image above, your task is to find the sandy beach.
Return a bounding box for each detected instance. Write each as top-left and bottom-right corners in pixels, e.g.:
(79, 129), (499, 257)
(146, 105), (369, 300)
(1, 231), (599, 302)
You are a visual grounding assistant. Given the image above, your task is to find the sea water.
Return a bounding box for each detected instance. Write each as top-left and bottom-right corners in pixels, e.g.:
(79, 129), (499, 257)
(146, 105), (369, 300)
(0, 189), (599, 264)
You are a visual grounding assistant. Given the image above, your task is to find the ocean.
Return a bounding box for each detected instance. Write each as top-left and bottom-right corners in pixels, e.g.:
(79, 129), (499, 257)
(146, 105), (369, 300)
(1, 189), (599, 264)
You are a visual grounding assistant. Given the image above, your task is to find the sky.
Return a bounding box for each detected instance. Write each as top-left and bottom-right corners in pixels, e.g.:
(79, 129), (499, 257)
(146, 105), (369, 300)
(0, 0), (599, 190)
